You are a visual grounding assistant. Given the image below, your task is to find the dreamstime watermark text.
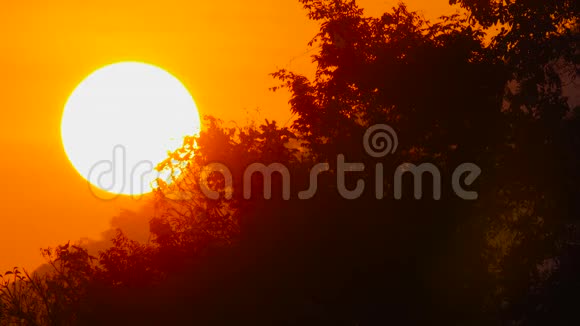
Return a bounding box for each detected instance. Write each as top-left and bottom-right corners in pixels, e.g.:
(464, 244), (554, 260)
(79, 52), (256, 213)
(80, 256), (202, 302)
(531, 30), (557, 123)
(88, 124), (481, 201)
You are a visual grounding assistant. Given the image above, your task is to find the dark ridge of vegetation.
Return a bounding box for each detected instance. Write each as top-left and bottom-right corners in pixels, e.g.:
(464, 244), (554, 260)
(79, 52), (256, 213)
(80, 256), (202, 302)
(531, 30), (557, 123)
(1, 0), (578, 325)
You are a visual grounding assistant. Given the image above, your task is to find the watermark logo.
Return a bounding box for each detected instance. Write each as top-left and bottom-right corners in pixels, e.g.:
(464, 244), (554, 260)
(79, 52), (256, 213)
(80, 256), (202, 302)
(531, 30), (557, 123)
(363, 124), (398, 157)
(88, 124), (481, 201)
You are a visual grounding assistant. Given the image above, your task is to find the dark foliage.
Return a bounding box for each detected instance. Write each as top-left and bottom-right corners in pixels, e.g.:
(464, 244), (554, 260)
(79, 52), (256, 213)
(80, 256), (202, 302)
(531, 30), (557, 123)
(1, 0), (578, 325)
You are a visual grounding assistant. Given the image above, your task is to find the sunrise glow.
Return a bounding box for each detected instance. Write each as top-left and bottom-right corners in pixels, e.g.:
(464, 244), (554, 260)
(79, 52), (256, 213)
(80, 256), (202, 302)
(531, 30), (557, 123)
(61, 62), (200, 196)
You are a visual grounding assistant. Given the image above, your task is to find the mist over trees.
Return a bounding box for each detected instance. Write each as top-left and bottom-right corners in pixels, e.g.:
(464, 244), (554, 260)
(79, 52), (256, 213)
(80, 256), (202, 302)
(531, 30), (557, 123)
(1, 0), (579, 324)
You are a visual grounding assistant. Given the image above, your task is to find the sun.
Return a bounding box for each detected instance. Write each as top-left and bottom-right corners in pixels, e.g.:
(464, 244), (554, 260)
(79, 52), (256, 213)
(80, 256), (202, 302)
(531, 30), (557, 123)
(61, 62), (201, 197)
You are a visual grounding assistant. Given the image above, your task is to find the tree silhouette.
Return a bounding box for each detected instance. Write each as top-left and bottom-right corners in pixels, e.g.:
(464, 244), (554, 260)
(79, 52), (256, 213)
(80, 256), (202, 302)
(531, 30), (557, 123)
(1, 0), (578, 325)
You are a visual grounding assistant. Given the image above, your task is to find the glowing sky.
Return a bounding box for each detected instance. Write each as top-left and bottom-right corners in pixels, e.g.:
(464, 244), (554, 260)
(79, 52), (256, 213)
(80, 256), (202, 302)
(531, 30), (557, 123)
(0, 0), (456, 273)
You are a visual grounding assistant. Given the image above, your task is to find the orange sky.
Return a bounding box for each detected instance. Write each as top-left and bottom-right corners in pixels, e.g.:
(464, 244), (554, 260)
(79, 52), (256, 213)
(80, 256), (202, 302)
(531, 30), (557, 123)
(0, 0), (457, 273)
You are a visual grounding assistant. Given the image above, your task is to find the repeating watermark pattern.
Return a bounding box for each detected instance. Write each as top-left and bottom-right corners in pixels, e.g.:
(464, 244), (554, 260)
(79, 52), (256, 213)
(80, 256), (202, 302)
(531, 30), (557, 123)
(88, 124), (481, 201)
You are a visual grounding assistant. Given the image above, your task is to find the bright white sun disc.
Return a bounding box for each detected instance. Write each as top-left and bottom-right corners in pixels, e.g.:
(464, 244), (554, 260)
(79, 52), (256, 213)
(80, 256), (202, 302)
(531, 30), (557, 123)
(61, 62), (200, 197)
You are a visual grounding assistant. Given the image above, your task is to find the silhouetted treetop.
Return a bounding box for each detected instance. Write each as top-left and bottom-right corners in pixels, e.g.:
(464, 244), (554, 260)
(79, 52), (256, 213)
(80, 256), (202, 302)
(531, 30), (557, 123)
(1, 1), (578, 325)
